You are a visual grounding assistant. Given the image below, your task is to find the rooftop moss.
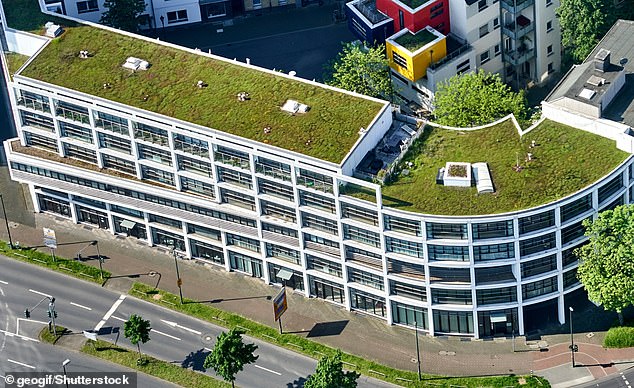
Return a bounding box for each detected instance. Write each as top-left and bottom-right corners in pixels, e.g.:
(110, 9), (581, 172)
(4, 52), (30, 79)
(394, 30), (437, 52)
(351, 119), (629, 216)
(18, 26), (385, 164)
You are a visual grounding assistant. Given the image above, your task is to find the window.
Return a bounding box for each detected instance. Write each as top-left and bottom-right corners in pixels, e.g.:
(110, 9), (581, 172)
(521, 254), (557, 278)
(392, 52), (408, 69)
(307, 255), (342, 277)
(296, 168), (333, 193)
(494, 44), (501, 56)
(431, 289), (472, 305)
(391, 302), (428, 329)
(299, 191), (335, 213)
(476, 287), (517, 305)
(561, 220), (587, 245)
(229, 252), (262, 278)
(547, 45), (553, 56)
(387, 259), (425, 279)
(255, 157), (291, 182)
(456, 59), (470, 74)
(473, 242), (515, 261)
(563, 268), (579, 289)
(341, 203), (378, 226)
(177, 155), (212, 178)
(258, 178), (294, 202)
(429, 267), (470, 283)
(386, 237), (424, 258)
(310, 276), (345, 304)
(546, 0), (552, 6)
(493, 17), (499, 29)
(472, 220), (513, 240)
(519, 232), (556, 257)
(268, 263), (304, 291)
(398, 10), (404, 30)
(384, 215), (421, 236)
(598, 174), (623, 204)
(221, 189), (255, 211)
(548, 62), (554, 74)
(180, 177), (215, 198)
(262, 223), (297, 238)
(348, 267), (384, 290)
(390, 281), (426, 301)
(102, 154), (136, 176)
(303, 212), (338, 235)
(343, 225), (381, 248)
(166, 10), (188, 23)
(217, 167), (253, 189)
(76, 0), (98, 13)
(63, 143), (97, 164)
(426, 223), (467, 240)
(479, 24), (489, 38)
(20, 110), (54, 132)
(61, 121), (94, 143)
(561, 194), (592, 222)
(95, 111), (128, 135)
(138, 144), (172, 166)
(253, 0), (262, 8)
(214, 145), (250, 170)
(480, 50), (490, 64)
(477, 0), (487, 11)
(522, 276), (558, 300)
(227, 233), (260, 252)
(98, 133), (132, 154)
(433, 310), (473, 334)
(475, 265), (515, 284)
(266, 243), (300, 265)
(261, 200), (296, 222)
(148, 213), (182, 229)
(428, 245), (469, 262)
(56, 100), (89, 124)
(518, 210), (555, 235)
(25, 132), (57, 151)
(546, 20), (553, 32)
(187, 224), (221, 240)
(350, 288), (386, 317)
(173, 134), (209, 157)
(134, 122), (169, 146)
(431, 8), (443, 18)
(346, 246), (382, 269)
(141, 166), (174, 186)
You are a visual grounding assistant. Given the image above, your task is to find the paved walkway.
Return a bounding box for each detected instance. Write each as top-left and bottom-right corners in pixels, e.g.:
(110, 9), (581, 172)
(0, 169), (632, 385)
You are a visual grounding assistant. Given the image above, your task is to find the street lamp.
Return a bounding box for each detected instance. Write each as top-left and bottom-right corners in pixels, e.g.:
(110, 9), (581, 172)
(0, 193), (14, 249)
(172, 247), (184, 304)
(62, 359), (70, 388)
(92, 240), (104, 281)
(414, 320), (422, 381)
(569, 307), (576, 368)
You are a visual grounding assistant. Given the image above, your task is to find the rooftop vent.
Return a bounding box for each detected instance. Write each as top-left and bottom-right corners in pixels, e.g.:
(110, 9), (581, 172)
(122, 57), (150, 71)
(579, 88), (596, 100)
(281, 99), (310, 114)
(594, 48), (611, 72)
(44, 22), (63, 38)
(587, 75), (605, 87)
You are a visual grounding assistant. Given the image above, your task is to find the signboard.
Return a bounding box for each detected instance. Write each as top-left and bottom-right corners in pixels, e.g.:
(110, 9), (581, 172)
(43, 228), (57, 249)
(272, 288), (287, 322)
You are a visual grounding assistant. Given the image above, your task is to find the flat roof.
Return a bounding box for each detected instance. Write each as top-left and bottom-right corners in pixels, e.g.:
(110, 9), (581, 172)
(392, 29), (438, 53)
(349, 119), (629, 216)
(15, 25), (386, 164)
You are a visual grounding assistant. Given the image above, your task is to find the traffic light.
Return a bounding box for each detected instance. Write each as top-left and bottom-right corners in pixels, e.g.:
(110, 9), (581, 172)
(47, 310), (52, 318)
(24, 309), (30, 319)
(53, 311), (57, 319)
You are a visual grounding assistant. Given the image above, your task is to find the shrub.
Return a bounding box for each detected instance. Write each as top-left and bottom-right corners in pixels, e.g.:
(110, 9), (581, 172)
(604, 326), (634, 348)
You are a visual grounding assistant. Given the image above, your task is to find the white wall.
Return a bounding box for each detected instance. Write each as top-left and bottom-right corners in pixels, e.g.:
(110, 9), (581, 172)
(4, 29), (48, 56)
(534, 0), (560, 83)
(153, 0), (202, 28)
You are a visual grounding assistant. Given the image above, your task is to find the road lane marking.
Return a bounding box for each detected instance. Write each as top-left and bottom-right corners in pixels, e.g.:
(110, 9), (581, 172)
(112, 316), (126, 322)
(151, 329), (181, 341)
(254, 364), (282, 376)
(70, 302), (92, 311)
(0, 280), (7, 285)
(160, 320), (202, 335)
(28, 289), (51, 298)
(204, 347), (213, 352)
(0, 329), (38, 342)
(94, 295), (126, 331)
(7, 359), (36, 369)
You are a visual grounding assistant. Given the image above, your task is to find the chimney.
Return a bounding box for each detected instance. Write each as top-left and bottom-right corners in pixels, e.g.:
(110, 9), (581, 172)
(594, 48), (611, 72)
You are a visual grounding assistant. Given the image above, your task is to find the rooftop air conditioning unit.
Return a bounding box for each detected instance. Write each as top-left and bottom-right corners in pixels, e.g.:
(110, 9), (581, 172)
(44, 22), (63, 38)
(122, 57), (150, 71)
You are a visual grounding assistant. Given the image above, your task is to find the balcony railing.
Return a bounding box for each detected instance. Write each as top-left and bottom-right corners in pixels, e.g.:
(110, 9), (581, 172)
(428, 43), (473, 72)
(502, 21), (534, 40)
(503, 47), (536, 65)
(501, 0), (534, 13)
(18, 96), (51, 114)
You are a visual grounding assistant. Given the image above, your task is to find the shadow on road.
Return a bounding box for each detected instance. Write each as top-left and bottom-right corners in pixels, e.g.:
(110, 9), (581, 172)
(286, 376), (308, 388)
(181, 348), (210, 372)
(185, 295), (273, 304)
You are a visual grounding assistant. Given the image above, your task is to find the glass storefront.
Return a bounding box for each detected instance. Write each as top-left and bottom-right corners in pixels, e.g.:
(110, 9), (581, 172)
(113, 215), (147, 240)
(38, 194), (71, 218)
(309, 276), (345, 304)
(76, 204), (109, 229)
(267, 263), (304, 291)
(229, 251), (262, 278)
(190, 239), (224, 265)
(477, 308), (518, 337)
(350, 288), (386, 317)
(150, 227), (185, 251)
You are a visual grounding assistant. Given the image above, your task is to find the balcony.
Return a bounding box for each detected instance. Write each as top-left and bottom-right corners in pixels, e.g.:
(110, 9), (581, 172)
(501, 0), (534, 13)
(503, 47), (536, 65)
(502, 15), (534, 40)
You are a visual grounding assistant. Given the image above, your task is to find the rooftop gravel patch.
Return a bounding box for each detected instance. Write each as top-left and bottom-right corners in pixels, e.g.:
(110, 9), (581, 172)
(18, 26), (386, 164)
(351, 119), (629, 215)
(394, 29), (437, 52)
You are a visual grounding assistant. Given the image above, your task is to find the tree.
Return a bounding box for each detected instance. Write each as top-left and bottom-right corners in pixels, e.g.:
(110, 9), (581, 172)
(124, 314), (151, 364)
(325, 43), (393, 100)
(100, 0), (147, 33)
(203, 328), (258, 388)
(576, 204), (634, 325)
(304, 350), (360, 388)
(557, 0), (634, 63)
(433, 69), (527, 127)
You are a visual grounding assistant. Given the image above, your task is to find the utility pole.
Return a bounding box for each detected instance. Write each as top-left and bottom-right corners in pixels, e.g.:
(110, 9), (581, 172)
(414, 320), (421, 380)
(172, 248), (184, 304)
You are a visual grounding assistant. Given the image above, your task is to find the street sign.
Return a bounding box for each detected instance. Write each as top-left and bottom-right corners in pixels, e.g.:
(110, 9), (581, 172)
(43, 227), (57, 249)
(273, 288), (287, 322)
(83, 330), (98, 341)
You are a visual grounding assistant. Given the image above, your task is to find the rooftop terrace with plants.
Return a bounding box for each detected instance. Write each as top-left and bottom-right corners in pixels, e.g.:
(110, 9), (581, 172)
(9, 7), (385, 164)
(393, 29), (437, 52)
(350, 119), (630, 216)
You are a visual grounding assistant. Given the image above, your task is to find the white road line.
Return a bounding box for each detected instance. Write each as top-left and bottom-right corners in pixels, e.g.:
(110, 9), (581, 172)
(111, 316), (126, 322)
(28, 289), (51, 298)
(204, 347), (213, 352)
(160, 320), (202, 335)
(0, 329), (39, 342)
(254, 364), (282, 376)
(7, 359), (36, 369)
(70, 302), (92, 311)
(94, 295), (126, 331)
(0, 280), (7, 285)
(150, 329), (181, 341)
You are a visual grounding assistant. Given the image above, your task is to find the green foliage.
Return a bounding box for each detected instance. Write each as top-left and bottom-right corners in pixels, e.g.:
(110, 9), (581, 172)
(38, 325), (68, 344)
(305, 350), (360, 388)
(204, 328), (258, 387)
(557, 0), (634, 63)
(433, 69), (528, 127)
(604, 326), (634, 348)
(83, 340), (230, 387)
(325, 43), (393, 100)
(100, 0), (147, 32)
(124, 314), (151, 360)
(576, 205), (634, 317)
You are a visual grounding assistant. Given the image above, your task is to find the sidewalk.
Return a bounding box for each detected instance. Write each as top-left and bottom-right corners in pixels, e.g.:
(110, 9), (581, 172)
(1, 170), (633, 385)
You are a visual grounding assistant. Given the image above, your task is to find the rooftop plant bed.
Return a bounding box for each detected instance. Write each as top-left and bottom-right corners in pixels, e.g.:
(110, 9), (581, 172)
(4, 52), (30, 79)
(18, 26), (386, 164)
(350, 119), (629, 215)
(394, 29), (437, 52)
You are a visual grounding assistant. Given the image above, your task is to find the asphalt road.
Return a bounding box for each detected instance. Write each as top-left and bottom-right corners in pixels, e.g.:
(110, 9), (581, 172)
(0, 255), (396, 387)
(577, 367), (634, 388)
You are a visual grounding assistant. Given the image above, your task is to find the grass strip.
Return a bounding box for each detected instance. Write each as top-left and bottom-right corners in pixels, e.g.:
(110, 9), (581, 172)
(131, 282), (550, 387)
(38, 325), (68, 345)
(82, 339), (229, 387)
(604, 326), (634, 348)
(0, 241), (110, 284)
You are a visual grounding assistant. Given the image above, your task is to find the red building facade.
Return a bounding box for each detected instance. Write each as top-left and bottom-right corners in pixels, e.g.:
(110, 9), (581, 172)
(375, 0), (450, 35)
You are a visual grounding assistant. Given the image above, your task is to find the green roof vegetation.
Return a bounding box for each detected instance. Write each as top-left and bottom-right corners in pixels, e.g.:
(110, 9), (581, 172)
(351, 119), (629, 215)
(4, 52), (30, 79)
(394, 29), (437, 52)
(17, 27), (385, 164)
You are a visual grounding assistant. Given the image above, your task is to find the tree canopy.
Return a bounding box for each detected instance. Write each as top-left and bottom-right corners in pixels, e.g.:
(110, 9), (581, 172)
(576, 204), (634, 324)
(124, 314), (151, 361)
(304, 350), (360, 388)
(432, 69), (527, 127)
(100, 0), (147, 33)
(203, 328), (258, 388)
(557, 0), (634, 63)
(325, 43), (393, 100)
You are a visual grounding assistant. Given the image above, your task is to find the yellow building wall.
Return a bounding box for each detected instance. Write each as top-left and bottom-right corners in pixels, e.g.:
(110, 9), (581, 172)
(387, 38), (447, 82)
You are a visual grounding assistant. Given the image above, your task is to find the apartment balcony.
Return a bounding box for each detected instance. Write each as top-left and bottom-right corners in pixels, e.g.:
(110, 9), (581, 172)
(501, 0), (534, 14)
(503, 47), (536, 66)
(502, 15), (534, 40)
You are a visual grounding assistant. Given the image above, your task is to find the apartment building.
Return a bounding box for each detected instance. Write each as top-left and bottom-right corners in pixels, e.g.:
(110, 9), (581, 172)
(3, 2), (634, 337)
(346, 0), (561, 109)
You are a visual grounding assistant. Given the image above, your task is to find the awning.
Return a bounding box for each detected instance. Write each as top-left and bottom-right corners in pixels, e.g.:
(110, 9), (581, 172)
(120, 220), (136, 229)
(490, 312), (507, 323)
(276, 268), (294, 281)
